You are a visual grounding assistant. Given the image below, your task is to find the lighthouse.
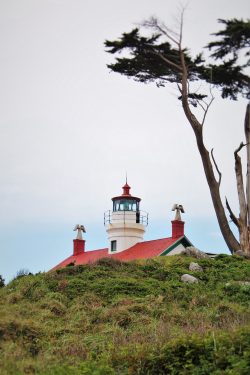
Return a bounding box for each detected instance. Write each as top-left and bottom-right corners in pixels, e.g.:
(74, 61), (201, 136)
(51, 181), (199, 272)
(104, 181), (148, 254)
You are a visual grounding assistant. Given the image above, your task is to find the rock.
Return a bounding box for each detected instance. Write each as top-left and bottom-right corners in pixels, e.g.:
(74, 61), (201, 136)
(237, 281), (250, 286)
(181, 247), (210, 259)
(189, 262), (203, 272)
(235, 250), (250, 259)
(181, 274), (199, 283)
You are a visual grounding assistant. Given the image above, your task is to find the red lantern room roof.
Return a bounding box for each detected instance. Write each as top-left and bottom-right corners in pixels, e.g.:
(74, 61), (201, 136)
(111, 182), (141, 202)
(122, 183), (131, 196)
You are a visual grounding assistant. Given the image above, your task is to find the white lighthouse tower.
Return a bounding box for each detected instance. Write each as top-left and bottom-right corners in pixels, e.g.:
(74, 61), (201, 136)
(104, 181), (148, 254)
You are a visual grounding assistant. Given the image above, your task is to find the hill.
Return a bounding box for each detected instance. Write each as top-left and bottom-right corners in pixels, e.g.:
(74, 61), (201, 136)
(0, 254), (250, 374)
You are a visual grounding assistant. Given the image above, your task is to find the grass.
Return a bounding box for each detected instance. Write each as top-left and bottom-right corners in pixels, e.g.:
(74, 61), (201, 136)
(0, 254), (249, 374)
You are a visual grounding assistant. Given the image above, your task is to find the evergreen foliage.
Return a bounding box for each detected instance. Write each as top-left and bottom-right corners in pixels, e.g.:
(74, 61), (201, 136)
(105, 18), (250, 100)
(0, 255), (249, 374)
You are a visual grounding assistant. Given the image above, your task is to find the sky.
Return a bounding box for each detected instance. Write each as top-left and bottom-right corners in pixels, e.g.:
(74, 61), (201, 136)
(0, 0), (249, 283)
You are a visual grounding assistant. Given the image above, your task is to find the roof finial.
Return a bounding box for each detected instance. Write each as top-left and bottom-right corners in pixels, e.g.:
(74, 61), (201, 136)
(73, 224), (86, 240)
(122, 175), (131, 196)
(172, 204), (185, 221)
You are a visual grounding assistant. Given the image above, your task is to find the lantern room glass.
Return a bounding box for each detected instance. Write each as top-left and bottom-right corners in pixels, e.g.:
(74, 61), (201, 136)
(113, 199), (139, 212)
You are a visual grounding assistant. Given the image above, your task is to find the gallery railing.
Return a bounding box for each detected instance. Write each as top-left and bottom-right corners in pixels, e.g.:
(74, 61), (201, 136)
(104, 210), (148, 226)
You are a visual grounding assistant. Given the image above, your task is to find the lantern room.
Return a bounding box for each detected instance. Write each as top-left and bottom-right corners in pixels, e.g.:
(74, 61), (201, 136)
(111, 182), (142, 223)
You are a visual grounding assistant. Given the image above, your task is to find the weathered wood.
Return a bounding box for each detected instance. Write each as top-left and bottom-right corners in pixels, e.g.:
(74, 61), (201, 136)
(244, 103), (250, 253)
(225, 198), (239, 228)
(245, 104), (250, 212)
(234, 143), (249, 253)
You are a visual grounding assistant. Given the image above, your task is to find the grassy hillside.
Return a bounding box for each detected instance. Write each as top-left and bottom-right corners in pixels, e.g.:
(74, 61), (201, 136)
(0, 254), (250, 374)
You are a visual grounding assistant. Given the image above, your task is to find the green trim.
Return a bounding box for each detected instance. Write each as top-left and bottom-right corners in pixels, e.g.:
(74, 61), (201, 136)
(160, 236), (193, 256)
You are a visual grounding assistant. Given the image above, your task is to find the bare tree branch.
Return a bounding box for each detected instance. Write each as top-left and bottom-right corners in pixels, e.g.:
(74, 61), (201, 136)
(225, 197), (239, 228)
(143, 17), (180, 46)
(179, 7), (184, 46)
(201, 95), (214, 126)
(234, 142), (247, 156)
(211, 148), (222, 186)
(197, 100), (206, 112)
(177, 83), (182, 93)
(187, 80), (191, 96)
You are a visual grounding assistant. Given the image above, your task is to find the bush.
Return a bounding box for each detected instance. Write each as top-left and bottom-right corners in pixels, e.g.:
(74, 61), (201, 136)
(134, 329), (250, 374)
(223, 282), (250, 304)
(0, 319), (41, 357)
(40, 297), (66, 316)
(15, 269), (32, 279)
(43, 362), (116, 375)
(94, 257), (123, 269)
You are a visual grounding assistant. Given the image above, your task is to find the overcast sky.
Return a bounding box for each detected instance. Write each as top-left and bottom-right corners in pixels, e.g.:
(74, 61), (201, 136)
(0, 0), (249, 282)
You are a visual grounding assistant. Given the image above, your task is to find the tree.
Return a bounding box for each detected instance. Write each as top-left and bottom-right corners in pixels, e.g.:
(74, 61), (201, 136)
(105, 15), (250, 254)
(0, 275), (5, 287)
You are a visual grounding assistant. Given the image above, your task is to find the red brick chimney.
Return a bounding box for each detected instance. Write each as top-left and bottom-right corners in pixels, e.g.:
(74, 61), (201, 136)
(73, 224), (86, 255)
(73, 239), (85, 255)
(171, 220), (185, 238)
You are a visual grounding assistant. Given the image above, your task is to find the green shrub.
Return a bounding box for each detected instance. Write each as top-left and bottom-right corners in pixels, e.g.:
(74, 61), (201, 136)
(94, 257), (123, 269)
(132, 329), (250, 374)
(223, 282), (250, 305)
(15, 269), (32, 279)
(42, 361), (116, 375)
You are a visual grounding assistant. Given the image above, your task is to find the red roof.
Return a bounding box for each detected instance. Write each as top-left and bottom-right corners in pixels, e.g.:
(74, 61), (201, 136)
(112, 237), (178, 261)
(50, 248), (108, 271)
(51, 236), (186, 271)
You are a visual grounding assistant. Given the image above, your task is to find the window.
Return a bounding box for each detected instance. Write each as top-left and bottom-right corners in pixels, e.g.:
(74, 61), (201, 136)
(113, 199), (138, 212)
(111, 240), (117, 252)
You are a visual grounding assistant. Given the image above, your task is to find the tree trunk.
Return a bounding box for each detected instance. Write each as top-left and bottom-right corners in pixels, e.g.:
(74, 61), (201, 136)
(234, 143), (249, 253)
(244, 103), (250, 253)
(245, 103), (250, 216)
(191, 119), (240, 253)
(179, 48), (240, 253)
(183, 99), (250, 254)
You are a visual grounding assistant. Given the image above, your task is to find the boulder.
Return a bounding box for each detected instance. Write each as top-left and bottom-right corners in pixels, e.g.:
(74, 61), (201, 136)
(181, 274), (199, 283)
(189, 262), (203, 272)
(181, 247), (210, 259)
